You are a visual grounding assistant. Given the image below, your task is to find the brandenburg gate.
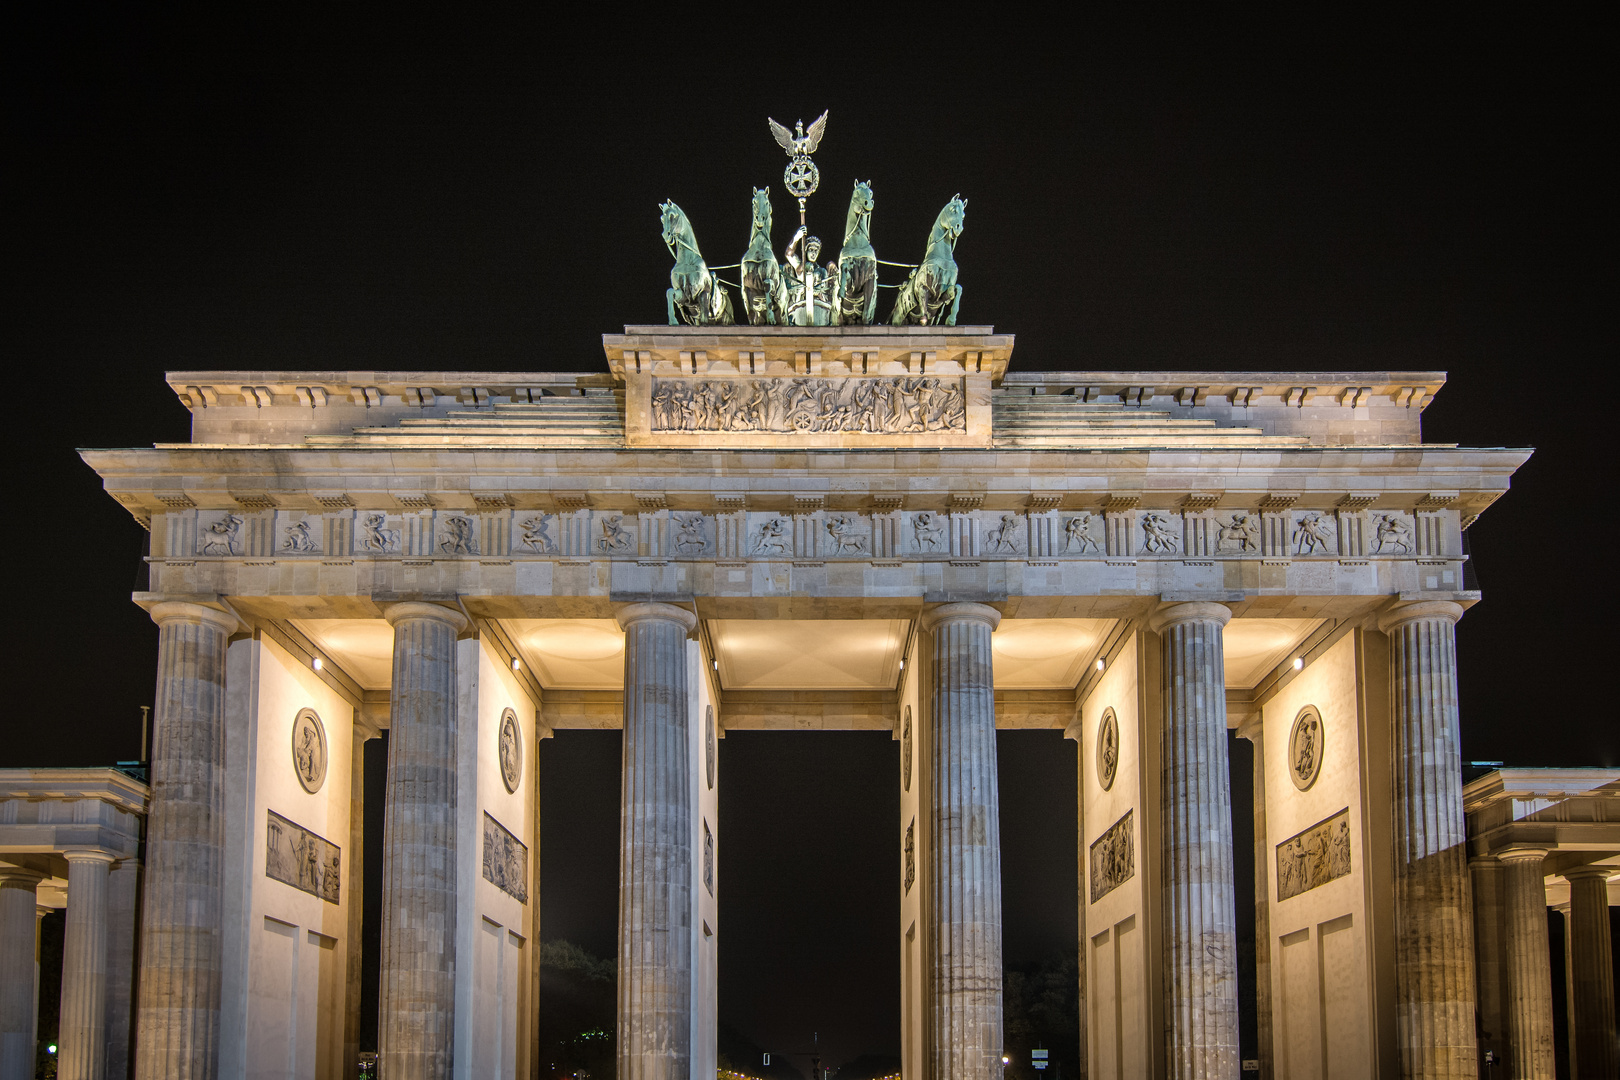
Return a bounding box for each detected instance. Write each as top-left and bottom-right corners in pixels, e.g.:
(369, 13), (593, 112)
(58, 318), (1550, 1079)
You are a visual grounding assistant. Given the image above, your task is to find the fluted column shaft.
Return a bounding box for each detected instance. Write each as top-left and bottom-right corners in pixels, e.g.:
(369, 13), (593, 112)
(922, 602), (1003, 1080)
(0, 868), (44, 1080)
(378, 602), (468, 1080)
(135, 601), (236, 1080)
(344, 726), (368, 1080)
(1152, 602), (1240, 1078)
(1380, 601), (1477, 1079)
(59, 850), (117, 1080)
(616, 602), (697, 1080)
(1566, 867), (1618, 1078)
(1499, 848), (1554, 1078)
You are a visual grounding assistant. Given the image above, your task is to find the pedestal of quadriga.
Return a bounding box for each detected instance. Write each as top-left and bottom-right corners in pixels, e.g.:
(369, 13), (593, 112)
(377, 602), (468, 1080)
(136, 601), (237, 1080)
(1379, 601), (1476, 1080)
(1151, 602), (1241, 1079)
(616, 602), (698, 1080)
(923, 603), (1004, 1080)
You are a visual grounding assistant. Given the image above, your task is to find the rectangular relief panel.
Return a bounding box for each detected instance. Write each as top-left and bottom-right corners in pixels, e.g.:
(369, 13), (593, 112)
(482, 812), (529, 903)
(1089, 809), (1135, 904)
(1276, 808), (1352, 902)
(265, 810), (341, 904)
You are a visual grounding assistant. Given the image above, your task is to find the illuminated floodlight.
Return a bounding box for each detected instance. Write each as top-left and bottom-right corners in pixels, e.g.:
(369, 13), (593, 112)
(1292, 657), (1304, 671)
(312, 657), (323, 672)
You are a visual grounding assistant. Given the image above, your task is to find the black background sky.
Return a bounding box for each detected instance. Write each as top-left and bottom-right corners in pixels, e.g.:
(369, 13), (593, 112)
(4, 8), (1613, 1071)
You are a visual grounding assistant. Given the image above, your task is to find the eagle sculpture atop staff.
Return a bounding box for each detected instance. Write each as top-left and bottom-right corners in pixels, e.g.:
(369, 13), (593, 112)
(768, 111), (828, 229)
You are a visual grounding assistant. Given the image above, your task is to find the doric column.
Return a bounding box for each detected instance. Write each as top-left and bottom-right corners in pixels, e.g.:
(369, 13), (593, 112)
(1565, 866), (1618, 1078)
(1241, 724), (1275, 1080)
(921, 602), (1003, 1080)
(1150, 601), (1240, 1078)
(344, 724), (369, 1080)
(104, 853), (140, 1080)
(1469, 856), (1510, 1067)
(1498, 847), (1554, 1078)
(0, 867), (45, 1080)
(378, 601), (468, 1080)
(615, 602), (697, 1080)
(59, 849), (117, 1080)
(1378, 600), (1476, 1079)
(136, 601), (237, 1080)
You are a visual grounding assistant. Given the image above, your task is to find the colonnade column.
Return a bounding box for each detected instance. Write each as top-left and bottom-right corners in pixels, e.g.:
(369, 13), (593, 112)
(1150, 601), (1240, 1078)
(135, 601), (237, 1080)
(59, 849), (117, 1080)
(0, 867), (45, 1080)
(921, 602), (1003, 1080)
(1498, 847), (1554, 1078)
(377, 601), (468, 1080)
(615, 602), (698, 1080)
(1565, 866), (1618, 1077)
(1377, 600), (1477, 1079)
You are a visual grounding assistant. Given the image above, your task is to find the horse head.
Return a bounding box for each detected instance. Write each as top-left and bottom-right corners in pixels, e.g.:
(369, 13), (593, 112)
(751, 187), (773, 234)
(845, 180), (874, 240)
(935, 195), (967, 246)
(660, 200), (692, 256)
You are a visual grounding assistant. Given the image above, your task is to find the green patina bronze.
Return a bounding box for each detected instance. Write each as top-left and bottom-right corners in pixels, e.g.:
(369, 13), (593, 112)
(660, 200), (734, 326)
(833, 180), (877, 325)
(890, 195), (966, 326)
(741, 187), (787, 325)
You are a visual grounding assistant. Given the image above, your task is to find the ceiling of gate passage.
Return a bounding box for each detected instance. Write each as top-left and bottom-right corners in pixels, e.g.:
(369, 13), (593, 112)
(291, 616), (1322, 693)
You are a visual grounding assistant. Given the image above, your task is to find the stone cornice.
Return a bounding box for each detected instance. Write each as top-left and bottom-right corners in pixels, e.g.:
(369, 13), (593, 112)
(0, 768), (150, 814)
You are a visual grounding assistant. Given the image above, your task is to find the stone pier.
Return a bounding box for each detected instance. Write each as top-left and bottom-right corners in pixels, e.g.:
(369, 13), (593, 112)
(616, 602), (697, 1080)
(136, 601), (237, 1080)
(377, 601), (468, 1080)
(1566, 866), (1618, 1077)
(923, 603), (1004, 1080)
(1152, 601), (1240, 1078)
(0, 867), (44, 1080)
(1499, 847), (1553, 1078)
(1381, 600), (1476, 1080)
(58, 848), (116, 1080)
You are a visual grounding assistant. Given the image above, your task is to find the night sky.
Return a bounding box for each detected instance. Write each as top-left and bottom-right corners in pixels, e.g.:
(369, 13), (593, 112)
(5, 10), (1612, 1071)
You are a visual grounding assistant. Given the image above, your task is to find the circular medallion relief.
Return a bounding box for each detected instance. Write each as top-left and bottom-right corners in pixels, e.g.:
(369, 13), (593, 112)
(1096, 708), (1119, 791)
(1289, 705), (1323, 790)
(498, 707), (522, 794)
(705, 705), (716, 791)
(291, 708), (327, 794)
(902, 706), (913, 792)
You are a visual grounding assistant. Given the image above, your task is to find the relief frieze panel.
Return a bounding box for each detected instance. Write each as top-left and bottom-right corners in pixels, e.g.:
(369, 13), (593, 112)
(266, 809), (341, 904)
(1276, 808), (1352, 901)
(1089, 809), (1135, 904)
(651, 375), (967, 435)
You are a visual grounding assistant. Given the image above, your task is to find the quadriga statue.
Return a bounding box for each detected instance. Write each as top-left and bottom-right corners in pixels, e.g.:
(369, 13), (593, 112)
(741, 187), (787, 325)
(890, 195), (966, 326)
(833, 180), (877, 325)
(660, 200), (734, 326)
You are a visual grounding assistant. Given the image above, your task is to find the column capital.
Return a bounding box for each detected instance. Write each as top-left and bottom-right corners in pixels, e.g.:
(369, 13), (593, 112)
(614, 601), (697, 635)
(60, 848), (118, 866)
(1149, 600), (1231, 633)
(147, 600), (238, 635)
(920, 601), (1001, 633)
(382, 601), (469, 633)
(0, 865), (45, 888)
(1377, 599), (1464, 633)
(1563, 864), (1615, 883)
(1496, 845), (1550, 864)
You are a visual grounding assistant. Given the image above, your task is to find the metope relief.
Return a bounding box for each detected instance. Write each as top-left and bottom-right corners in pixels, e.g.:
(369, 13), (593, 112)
(1289, 705), (1323, 790)
(824, 515), (869, 555)
(291, 708), (327, 794)
(498, 707), (522, 794)
(673, 514), (710, 555)
(357, 513), (401, 554)
(1276, 808), (1351, 902)
(650, 376), (967, 435)
(1371, 513), (1413, 554)
(751, 517), (790, 556)
(482, 812), (528, 903)
(437, 515), (479, 555)
(597, 515), (635, 553)
(1089, 809), (1134, 903)
(1292, 512), (1336, 555)
(984, 514), (1026, 555)
(281, 517), (321, 554)
(266, 810), (340, 903)
(1139, 512), (1179, 554)
(516, 515), (556, 553)
(198, 513), (244, 556)
(1096, 708), (1119, 791)
(1063, 513), (1100, 554)
(1217, 512), (1260, 554)
(912, 512), (947, 552)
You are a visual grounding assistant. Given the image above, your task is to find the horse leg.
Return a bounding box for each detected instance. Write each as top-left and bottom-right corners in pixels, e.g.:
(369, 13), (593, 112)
(667, 287), (679, 326)
(948, 283), (962, 327)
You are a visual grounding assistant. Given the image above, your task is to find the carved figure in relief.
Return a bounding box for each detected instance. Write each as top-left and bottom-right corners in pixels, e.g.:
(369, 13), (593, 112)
(660, 200), (734, 326)
(985, 513), (1025, 554)
(1063, 513), (1100, 553)
(649, 376), (966, 436)
(1140, 512), (1179, 554)
(673, 514), (708, 554)
(517, 515), (555, 553)
(358, 514), (400, 553)
(912, 512), (947, 552)
(833, 180), (878, 326)
(1373, 513), (1412, 554)
(890, 196), (966, 326)
(1294, 512), (1335, 555)
(596, 515), (634, 552)
(752, 517), (789, 556)
(1217, 512), (1260, 553)
(740, 187), (787, 325)
(825, 515), (868, 555)
(282, 520), (318, 553)
(784, 229), (835, 325)
(437, 516), (479, 555)
(200, 513), (243, 556)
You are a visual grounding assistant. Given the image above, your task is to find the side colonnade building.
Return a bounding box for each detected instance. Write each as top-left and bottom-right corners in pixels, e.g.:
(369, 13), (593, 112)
(7, 321), (1601, 1078)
